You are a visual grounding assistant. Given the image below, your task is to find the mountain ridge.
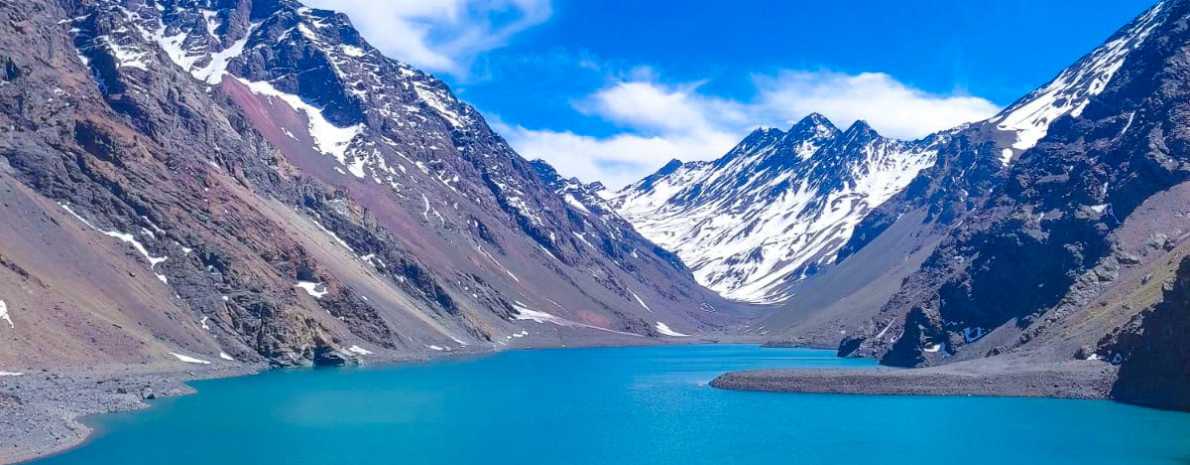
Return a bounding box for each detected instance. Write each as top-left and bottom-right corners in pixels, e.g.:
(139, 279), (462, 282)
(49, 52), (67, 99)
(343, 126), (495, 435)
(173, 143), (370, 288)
(609, 111), (950, 303)
(0, 0), (744, 373)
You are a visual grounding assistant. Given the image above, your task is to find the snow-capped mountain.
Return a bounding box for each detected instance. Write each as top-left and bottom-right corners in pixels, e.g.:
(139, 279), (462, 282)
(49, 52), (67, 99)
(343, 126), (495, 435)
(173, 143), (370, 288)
(610, 114), (948, 303)
(687, 0), (1190, 411)
(610, 0), (1172, 307)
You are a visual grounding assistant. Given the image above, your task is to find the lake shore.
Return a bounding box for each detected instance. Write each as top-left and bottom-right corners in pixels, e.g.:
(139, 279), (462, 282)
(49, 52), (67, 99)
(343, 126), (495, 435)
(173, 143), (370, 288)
(710, 358), (1120, 400)
(0, 364), (265, 465)
(0, 335), (708, 465)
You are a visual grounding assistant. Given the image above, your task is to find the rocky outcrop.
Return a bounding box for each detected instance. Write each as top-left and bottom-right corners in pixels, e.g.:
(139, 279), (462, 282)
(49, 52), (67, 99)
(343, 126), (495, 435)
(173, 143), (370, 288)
(1105, 256), (1190, 411)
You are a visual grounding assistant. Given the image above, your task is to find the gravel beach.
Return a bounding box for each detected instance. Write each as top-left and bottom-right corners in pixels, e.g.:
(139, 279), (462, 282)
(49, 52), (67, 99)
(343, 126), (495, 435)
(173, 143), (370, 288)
(710, 358), (1119, 400)
(0, 364), (263, 465)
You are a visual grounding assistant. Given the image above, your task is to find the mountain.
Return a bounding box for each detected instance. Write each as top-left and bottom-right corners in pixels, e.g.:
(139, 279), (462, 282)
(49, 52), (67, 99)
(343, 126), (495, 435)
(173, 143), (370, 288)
(0, 0), (738, 371)
(611, 0), (1170, 307)
(610, 114), (950, 303)
(612, 0), (1190, 408)
(613, 0), (1175, 310)
(760, 4), (1176, 348)
(837, 0), (1188, 368)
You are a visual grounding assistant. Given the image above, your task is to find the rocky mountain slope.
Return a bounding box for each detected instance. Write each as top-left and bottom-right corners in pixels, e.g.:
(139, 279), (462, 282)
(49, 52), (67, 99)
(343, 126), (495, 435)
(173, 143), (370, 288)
(837, 0), (1189, 369)
(0, 0), (738, 372)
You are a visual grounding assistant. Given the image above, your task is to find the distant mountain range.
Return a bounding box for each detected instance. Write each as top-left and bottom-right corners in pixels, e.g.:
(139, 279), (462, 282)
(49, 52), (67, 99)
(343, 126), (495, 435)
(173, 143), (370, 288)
(609, 113), (947, 303)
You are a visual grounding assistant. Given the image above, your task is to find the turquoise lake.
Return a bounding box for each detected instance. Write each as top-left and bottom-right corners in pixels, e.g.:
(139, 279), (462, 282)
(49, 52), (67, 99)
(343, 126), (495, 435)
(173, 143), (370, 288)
(35, 345), (1190, 465)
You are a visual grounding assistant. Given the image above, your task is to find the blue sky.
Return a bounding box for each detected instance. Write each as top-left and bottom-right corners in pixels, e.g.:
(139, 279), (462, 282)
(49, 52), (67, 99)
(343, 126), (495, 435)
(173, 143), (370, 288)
(308, 0), (1157, 187)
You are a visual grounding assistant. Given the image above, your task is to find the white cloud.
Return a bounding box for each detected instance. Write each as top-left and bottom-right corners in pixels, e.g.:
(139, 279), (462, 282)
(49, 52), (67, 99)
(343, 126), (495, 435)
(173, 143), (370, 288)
(494, 121), (741, 189)
(303, 0), (551, 76)
(501, 70), (1001, 189)
(752, 71), (1001, 140)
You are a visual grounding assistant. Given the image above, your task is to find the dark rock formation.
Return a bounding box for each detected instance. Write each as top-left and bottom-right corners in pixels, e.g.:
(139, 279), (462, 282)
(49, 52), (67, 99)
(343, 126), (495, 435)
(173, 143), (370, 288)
(1107, 256), (1190, 411)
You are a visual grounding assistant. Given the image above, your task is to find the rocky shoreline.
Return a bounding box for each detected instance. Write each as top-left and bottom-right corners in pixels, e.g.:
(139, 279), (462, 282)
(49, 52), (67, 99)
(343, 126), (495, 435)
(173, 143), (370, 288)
(0, 363), (268, 465)
(710, 358), (1119, 400)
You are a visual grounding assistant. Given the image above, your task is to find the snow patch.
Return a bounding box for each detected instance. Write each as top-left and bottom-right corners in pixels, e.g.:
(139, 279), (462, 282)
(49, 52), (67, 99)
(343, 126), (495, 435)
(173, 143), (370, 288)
(992, 2), (1166, 153)
(564, 194), (590, 214)
(512, 303), (571, 326)
(295, 281), (329, 298)
(236, 78), (363, 167)
(512, 302), (641, 337)
(628, 289), (652, 312)
(1000, 148), (1014, 166)
(192, 32), (252, 84)
(348, 345), (373, 356)
(655, 322), (689, 337)
(0, 300), (11, 329)
(170, 352), (211, 365)
(412, 82), (464, 128)
(61, 204), (168, 270)
(103, 37), (150, 70)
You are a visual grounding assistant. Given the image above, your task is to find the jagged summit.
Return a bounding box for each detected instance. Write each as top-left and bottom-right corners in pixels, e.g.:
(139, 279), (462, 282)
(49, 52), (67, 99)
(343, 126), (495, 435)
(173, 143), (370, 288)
(794, 112), (834, 129)
(658, 158), (686, 174)
(842, 119), (874, 135)
(610, 111), (942, 303)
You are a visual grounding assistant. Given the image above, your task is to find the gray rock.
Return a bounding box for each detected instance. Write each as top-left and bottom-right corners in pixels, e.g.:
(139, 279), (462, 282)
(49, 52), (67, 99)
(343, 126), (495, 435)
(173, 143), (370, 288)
(1116, 253), (1142, 265)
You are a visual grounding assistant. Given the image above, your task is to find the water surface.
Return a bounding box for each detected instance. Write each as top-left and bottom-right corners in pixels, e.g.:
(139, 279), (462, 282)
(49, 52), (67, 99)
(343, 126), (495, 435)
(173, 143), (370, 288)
(37, 345), (1190, 465)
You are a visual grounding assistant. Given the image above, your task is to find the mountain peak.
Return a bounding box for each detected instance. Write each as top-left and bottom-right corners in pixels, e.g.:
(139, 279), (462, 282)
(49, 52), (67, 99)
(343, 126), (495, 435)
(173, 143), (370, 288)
(792, 112), (836, 131)
(837, 120), (879, 145)
(747, 126), (786, 139)
(787, 112), (841, 143)
(845, 119), (873, 132)
(658, 158), (685, 175)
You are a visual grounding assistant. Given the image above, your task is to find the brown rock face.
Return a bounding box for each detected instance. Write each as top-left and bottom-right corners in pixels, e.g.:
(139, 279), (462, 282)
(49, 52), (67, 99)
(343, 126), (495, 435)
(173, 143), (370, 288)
(0, 0), (740, 370)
